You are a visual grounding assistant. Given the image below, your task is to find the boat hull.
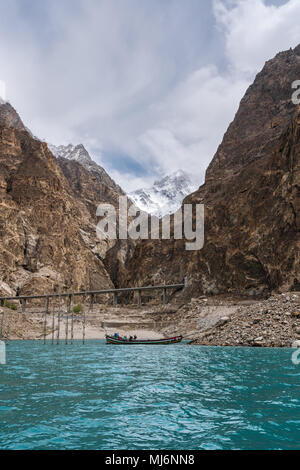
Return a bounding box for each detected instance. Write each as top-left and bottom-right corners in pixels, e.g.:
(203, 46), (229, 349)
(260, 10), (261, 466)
(106, 335), (183, 345)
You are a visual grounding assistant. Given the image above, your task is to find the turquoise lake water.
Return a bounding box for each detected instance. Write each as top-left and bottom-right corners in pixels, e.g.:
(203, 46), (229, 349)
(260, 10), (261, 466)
(0, 341), (299, 450)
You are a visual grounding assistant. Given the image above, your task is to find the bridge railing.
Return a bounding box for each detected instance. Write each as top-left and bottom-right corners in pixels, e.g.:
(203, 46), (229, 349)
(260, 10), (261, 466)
(0, 280), (188, 343)
(0, 282), (186, 303)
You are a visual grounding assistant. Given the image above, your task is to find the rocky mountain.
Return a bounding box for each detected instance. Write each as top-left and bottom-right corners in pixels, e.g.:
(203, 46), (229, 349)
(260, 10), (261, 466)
(1, 45), (300, 300)
(129, 170), (197, 217)
(115, 45), (300, 296)
(0, 100), (26, 131)
(0, 102), (125, 297)
(49, 143), (133, 288)
(49, 143), (124, 196)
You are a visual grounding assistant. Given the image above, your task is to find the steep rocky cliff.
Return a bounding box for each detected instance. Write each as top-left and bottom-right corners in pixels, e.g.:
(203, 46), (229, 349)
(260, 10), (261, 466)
(0, 103), (119, 296)
(1, 45), (300, 299)
(117, 46), (300, 296)
(49, 143), (124, 196)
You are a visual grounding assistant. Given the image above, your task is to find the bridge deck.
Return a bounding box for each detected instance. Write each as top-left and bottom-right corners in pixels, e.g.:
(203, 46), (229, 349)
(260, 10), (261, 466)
(0, 283), (186, 302)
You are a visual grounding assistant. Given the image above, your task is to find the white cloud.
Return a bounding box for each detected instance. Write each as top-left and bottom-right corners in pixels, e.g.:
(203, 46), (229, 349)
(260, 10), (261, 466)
(214, 0), (300, 75)
(136, 66), (249, 186)
(125, 0), (300, 190)
(0, 0), (300, 192)
(108, 170), (157, 194)
(0, 80), (6, 101)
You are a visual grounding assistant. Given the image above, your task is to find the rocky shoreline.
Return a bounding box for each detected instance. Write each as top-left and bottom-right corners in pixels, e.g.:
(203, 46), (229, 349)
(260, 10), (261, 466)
(1, 291), (300, 347)
(190, 292), (300, 347)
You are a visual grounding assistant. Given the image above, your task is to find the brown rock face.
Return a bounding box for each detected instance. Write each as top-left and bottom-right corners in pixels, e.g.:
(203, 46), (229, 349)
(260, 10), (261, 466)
(57, 156), (135, 283)
(1, 45), (300, 298)
(117, 46), (300, 296)
(0, 103), (117, 295)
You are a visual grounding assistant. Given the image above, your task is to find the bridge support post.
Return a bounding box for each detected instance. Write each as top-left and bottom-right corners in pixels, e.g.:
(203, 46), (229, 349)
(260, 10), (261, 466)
(57, 296), (61, 345)
(163, 288), (167, 305)
(70, 295), (74, 345)
(65, 313), (69, 345)
(6, 310), (11, 343)
(22, 299), (27, 313)
(51, 300), (55, 345)
(113, 292), (118, 307)
(65, 294), (72, 345)
(82, 295), (86, 345)
(138, 290), (142, 308)
(43, 297), (49, 345)
(67, 295), (72, 313)
(0, 307), (5, 339)
(71, 313), (74, 344)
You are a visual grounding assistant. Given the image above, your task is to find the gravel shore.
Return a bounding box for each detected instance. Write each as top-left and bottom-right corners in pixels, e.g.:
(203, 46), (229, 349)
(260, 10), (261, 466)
(190, 292), (300, 347)
(1, 292), (299, 347)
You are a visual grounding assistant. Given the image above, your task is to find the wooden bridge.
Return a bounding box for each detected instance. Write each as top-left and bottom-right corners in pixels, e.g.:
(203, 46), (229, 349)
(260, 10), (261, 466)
(0, 280), (188, 344)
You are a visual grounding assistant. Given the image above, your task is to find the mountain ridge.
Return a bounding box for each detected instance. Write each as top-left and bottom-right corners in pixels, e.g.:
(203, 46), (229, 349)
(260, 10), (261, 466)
(1, 44), (300, 298)
(114, 45), (300, 295)
(49, 143), (124, 196)
(0, 102), (121, 296)
(129, 169), (198, 217)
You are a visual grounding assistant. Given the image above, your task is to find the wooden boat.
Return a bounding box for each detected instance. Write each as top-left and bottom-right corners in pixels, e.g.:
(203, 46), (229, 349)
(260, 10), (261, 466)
(105, 335), (183, 345)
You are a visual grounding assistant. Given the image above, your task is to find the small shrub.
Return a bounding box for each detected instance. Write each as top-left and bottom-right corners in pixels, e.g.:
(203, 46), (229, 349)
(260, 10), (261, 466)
(73, 304), (83, 314)
(3, 300), (17, 310)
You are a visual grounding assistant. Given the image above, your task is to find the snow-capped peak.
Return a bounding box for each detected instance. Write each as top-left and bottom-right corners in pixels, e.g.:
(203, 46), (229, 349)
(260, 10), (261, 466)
(49, 142), (124, 194)
(129, 170), (198, 218)
(48, 143), (92, 166)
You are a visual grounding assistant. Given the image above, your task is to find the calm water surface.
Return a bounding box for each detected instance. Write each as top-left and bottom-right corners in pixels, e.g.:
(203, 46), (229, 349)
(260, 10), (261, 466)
(0, 341), (299, 450)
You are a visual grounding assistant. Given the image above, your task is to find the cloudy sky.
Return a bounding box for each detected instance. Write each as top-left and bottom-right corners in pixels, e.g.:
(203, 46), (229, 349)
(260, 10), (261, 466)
(0, 0), (299, 191)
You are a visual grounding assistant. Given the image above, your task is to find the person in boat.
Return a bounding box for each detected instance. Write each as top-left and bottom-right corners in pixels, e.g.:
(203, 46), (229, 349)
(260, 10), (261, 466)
(114, 333), (119, 339)
(129, 336), (133, 341)
(134, 335), (137, 340)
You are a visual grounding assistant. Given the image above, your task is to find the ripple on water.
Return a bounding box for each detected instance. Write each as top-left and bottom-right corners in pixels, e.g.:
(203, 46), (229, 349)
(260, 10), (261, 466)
(0, 341), (299, 450)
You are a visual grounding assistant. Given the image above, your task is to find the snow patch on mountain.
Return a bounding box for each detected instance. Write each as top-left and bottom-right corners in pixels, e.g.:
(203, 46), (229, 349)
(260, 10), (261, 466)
(49, 143), (93, 168)
(49, 144), (199, 216)
(129, 170), (198, 218)
(49, 143), (124, 194)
